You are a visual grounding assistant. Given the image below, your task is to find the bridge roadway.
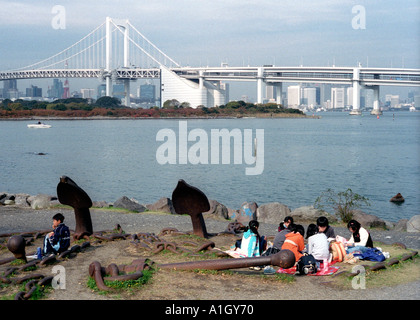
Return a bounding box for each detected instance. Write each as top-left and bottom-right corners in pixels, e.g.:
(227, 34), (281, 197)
(1, 66), (419, 113)
(1, 66), (419, 86)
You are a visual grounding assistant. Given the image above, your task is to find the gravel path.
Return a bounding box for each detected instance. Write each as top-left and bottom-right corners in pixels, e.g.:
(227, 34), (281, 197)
(1, 206), (419, 301)
(1, 206), (419, 250)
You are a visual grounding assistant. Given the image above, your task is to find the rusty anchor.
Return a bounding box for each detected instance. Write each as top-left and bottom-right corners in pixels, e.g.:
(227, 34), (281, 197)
(159, 249), (296, 271)
(56, 176), (93, 240)
(171, 179), (210, 238)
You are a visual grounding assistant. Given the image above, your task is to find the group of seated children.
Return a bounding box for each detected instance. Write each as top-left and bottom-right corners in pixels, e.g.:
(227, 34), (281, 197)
(238, 215), (374, 272)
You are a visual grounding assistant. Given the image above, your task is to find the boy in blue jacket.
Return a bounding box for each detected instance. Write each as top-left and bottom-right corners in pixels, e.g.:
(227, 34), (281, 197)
(42, 213), (71, 256)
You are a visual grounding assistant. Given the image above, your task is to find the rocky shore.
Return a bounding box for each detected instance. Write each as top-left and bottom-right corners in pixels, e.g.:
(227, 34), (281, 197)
(1, 192), (420, 250)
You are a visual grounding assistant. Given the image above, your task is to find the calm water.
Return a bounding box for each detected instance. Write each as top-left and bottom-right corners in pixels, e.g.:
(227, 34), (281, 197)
(0, 112), (419, 222)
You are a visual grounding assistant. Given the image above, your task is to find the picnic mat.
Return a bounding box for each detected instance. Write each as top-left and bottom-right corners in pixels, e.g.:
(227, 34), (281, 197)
(277, 261), (339, 276)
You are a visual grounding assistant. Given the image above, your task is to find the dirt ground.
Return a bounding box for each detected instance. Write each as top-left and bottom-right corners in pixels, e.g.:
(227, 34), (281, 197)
(1, 227), (419, 301)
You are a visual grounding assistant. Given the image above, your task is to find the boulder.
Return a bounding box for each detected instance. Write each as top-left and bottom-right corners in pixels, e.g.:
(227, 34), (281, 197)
(92, 201), (111, 208)
(352, 210), (386, 229)
(227, 208), (239, 220)
(0, 193), (15, 205)
(203, 199), (229, 219)
(231, 201), (258, 225)
(407, 215), (420, 233)
(14, 193), (31, 207)
(146, 197), (176, 214)
(113, 196), (146, 213)
(393, 219), (408, 232)
(256, 202), (291, 224)
(290, 206), (338, 223)
(28, 194), (55, 209)
(390, 193), (405, 203)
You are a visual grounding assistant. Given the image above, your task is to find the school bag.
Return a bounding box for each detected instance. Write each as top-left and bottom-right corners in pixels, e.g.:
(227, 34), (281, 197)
(330, 241), (346, 262)
(296, 254), (318, 275)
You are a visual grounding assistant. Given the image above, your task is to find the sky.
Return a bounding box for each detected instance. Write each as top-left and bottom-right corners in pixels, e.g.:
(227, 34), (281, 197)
(0, 0), (419, 100)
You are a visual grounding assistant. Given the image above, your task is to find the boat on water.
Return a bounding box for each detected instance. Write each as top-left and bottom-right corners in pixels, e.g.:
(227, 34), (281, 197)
(27, 122), (52, 128)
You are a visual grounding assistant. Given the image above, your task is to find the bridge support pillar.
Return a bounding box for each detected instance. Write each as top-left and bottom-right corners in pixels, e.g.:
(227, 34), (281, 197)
(350, 68), (362, 115)
(275, 83), (283, 105)
(124, 80), (130, 107)
(105, 17), (113, 97)
(370, 85), (382, 115)
(257, 67), (264, 104)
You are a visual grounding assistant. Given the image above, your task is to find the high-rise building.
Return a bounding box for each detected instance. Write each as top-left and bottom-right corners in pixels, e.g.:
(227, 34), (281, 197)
(139, 82), (156, 102)
(26, 85), (42, 98)
(331, 87), (345, 109)
(97, 84), (106, 99)
(347, 87), (353, 106)
(48, 79), (64, 99)
(2, 79), (19, 99)
(81, 88), (95, 99)
(303, 87), (317, 107)
(287, 85), (301, 107)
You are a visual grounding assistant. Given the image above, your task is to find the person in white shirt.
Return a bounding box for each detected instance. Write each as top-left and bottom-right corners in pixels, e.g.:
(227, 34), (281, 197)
(306, 224), (330, 264)
(346, 220), (373, 248)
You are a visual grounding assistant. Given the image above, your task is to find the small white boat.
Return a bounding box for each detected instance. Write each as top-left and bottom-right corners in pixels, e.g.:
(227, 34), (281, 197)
(27, 122), (52, 128)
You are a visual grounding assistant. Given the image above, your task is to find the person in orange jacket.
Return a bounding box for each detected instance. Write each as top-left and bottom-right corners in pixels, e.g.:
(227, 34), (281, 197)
(281, 224), (305, 262)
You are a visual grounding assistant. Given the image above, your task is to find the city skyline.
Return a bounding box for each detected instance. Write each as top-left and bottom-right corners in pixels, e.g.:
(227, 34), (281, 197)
(0, 1), (419, 102)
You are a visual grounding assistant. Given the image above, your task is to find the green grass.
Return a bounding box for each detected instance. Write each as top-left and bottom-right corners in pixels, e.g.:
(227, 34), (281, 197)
(87, 268), (155, 294)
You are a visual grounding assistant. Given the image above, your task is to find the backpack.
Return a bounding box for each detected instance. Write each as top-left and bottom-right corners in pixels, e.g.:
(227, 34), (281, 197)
(296, 254), (318, 275)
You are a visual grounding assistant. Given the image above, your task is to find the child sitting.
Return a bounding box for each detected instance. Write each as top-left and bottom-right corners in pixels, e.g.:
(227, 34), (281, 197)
(281, 224), (305, 262)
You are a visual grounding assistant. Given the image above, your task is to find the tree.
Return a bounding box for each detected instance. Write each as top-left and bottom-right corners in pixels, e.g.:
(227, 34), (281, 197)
(95, 96), (122, 108)
(314, 188), (370, 223)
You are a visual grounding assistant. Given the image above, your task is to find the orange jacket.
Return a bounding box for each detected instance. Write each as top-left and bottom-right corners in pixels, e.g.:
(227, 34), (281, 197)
(281, 232), (305, 261)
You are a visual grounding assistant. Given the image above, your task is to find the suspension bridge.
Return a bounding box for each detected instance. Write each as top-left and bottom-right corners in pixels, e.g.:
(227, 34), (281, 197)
(1, 17), (419, 113)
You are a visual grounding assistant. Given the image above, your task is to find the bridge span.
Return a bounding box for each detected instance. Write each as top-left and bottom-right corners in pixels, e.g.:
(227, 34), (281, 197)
(1, 17), (419, 114)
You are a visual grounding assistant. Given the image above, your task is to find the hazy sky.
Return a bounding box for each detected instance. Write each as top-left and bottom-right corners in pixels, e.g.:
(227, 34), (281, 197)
(0, 0), (419, 99)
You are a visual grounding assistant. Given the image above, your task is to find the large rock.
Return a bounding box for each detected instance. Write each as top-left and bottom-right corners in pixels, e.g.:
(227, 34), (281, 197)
(390, 193), (405, 203)
(290, 206), (338, 223)
(231, 201), (258, 225)
(256, 202), (291, 224)
(146, 197), (176, 214)
(352, 210), (386, 229)
(113, 196), (146, 213)
(14, 193), (31, 207)
(394, 219), (408, 232)
(28, 194), (55, 209)
(203, 199), (229, 219)
(0, 193), (15, 205)
(407, 215), (420, 233)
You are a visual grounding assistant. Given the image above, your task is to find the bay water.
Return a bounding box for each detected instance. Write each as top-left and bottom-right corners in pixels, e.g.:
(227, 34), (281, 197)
(0, 112), (418, 222)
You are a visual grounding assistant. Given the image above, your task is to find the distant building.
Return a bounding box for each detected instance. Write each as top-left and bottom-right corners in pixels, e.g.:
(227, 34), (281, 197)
(347, 87), (353, 106)
(81, 88), (95, 99)
(303, 87), (317, 107)
(2, 79), (19, 99)
(97, 84), (106, 99)
(26, 85), (42, 98)
(48, 79), (64, 99)
(287, 85), (301, 107)
(139, 82), (156, 102)
(386, 94), (400, 108)
(331, 87), (345, 109)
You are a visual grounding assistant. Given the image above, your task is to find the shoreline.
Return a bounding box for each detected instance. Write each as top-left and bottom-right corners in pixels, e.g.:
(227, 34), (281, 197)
(1, 206), (419, 251)
(0, 114), (318, 121)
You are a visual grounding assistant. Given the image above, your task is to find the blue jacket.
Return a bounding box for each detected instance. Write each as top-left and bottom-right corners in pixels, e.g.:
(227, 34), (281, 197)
(48, 223), (71, 253)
